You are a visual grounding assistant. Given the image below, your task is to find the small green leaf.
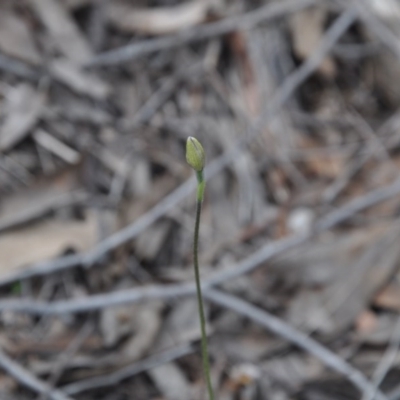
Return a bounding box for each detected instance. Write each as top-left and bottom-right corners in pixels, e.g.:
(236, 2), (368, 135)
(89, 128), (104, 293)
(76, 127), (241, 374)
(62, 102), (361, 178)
(186, 136), (205, 172)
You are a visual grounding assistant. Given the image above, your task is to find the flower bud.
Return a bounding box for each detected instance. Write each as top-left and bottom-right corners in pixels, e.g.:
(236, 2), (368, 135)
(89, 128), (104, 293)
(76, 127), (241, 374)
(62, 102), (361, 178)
(186, 136), (205, 172)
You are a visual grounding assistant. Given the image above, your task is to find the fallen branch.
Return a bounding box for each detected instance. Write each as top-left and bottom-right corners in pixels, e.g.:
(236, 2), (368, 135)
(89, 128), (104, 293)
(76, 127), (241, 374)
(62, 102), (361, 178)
(0, 349), (74, 400)
(204, 288), (388, 400)
(0, 52), (41, 80)
(1, 175), (400, 315)
(352, 1), (400, 61)
(61, 343), (193, 395)
(87, 0), (317, 67)
(0, 8), (356, 288)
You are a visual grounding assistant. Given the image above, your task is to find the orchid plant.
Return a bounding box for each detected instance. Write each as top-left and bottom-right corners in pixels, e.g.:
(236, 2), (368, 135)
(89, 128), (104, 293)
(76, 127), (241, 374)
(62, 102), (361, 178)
(186, 136), (215, 400)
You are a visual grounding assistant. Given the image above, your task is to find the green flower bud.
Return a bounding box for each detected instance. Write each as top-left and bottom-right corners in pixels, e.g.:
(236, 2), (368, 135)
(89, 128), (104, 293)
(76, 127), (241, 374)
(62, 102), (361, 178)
(186, 136), (205, 172)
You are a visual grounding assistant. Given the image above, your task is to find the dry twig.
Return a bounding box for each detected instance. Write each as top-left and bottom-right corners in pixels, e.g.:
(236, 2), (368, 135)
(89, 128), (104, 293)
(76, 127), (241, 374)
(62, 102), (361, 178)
(87, 0), (317, 67)
(364, 317), (400, 400)
(0, 52), (41, 80)
(61, 344), (193, 395)
(351, 0), (400, 61)
(2, 175), (400, 315)
(0, 8), (356, 287)
(204, 288), (388, 400)
(0, 349), (74, 400)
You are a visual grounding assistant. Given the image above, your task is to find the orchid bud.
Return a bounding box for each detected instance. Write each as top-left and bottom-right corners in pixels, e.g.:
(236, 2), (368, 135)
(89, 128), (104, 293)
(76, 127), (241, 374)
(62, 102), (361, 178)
(186, 136), (205, 172)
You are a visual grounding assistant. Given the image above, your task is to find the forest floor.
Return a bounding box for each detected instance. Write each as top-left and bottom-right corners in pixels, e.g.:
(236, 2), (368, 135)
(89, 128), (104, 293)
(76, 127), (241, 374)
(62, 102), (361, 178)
(1, 0), (400, 399)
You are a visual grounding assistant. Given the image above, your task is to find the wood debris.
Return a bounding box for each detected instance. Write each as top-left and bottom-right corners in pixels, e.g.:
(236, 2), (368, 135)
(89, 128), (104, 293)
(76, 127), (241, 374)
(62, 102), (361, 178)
(30, 0), (93, 64)
(49, 58), (111, 100)
(107, 0), (211, 35)
(0, 9), (42, 66)
(0, 212), (96, 278)
(0, 84), (45, 152)
(1, 1), (400, 399)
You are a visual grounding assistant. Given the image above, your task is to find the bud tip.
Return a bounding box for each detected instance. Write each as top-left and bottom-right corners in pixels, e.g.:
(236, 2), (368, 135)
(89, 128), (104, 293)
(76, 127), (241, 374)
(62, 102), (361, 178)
(186, 136), (205, 172)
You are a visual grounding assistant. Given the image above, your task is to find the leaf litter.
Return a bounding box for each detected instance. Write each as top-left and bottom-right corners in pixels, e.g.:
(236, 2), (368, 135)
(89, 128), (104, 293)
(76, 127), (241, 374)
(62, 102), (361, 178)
(1, 1), (400, 399)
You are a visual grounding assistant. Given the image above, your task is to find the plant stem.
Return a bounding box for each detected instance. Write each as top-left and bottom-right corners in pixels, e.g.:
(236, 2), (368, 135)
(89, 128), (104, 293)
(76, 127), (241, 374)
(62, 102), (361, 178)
(193, 173), (215, 400)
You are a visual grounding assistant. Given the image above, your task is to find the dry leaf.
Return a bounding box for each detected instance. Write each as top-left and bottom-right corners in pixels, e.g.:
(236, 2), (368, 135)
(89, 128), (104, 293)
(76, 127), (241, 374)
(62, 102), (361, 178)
(0, 10), (41, 65)
(288, 289), (334, 333)
(0, 84), (45, 152)
(367, 0), (400, 19)
(133, 221), (171, 261)
(226, 31), (259, 116)
(107, 0), (209, 35)
(122, 301), (163, 360)
(322, 224), (400, 332)
(218, 334), (273, 363)
(373, 279), (400, 310)
(227, 363), (260, 391)
(149, 363), (192, 400)
(0, 165), (83, 232)
(290, 6), (335, 77)
(156, 299), (203, 349)
(30, 0), (93, 64)
(260, 355), (323, 390)
(0, 376), (18, 395)
(0, 213), (97, 278)
(305, 154), (344, 179)
(100, 305), (132, 348)
(50, 59), (111, 100)
(33, 129), (80, 164)
(283, 223), (400, 333)
(356, 310), (378, 335)
(356, 313), (400, 344)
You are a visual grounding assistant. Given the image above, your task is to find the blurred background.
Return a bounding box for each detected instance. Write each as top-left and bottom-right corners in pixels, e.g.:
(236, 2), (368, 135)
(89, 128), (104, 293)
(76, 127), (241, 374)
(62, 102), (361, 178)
(2, 0), (400, 399)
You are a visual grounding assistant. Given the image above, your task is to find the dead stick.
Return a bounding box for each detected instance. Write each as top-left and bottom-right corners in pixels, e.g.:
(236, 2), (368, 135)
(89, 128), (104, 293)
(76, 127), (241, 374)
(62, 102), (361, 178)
(0, 349), (74, 400)
(61, 343), (193, 395)
(87, 0), (317, 67)
(2, 175), (400, 315)
(204, 288), (388, 400)
(0, 8), (357, 288)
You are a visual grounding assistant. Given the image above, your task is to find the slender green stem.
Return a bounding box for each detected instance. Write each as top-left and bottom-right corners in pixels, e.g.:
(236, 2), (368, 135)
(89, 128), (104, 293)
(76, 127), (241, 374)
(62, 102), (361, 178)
(193, 172), (215, 400)
(196, 171), (205, 202)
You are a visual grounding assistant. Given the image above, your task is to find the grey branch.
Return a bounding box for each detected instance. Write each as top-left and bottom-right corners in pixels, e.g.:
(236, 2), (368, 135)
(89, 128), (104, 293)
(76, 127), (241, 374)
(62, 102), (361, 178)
(0, 7), (356, 288)
(61, 343), (193, 395)
(2, 175), (400, 315)
(87, 0), (317, 67)
(0, 52), (41, 80)
(0, 349), (74, 400)
(204, 288), (388, 400)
